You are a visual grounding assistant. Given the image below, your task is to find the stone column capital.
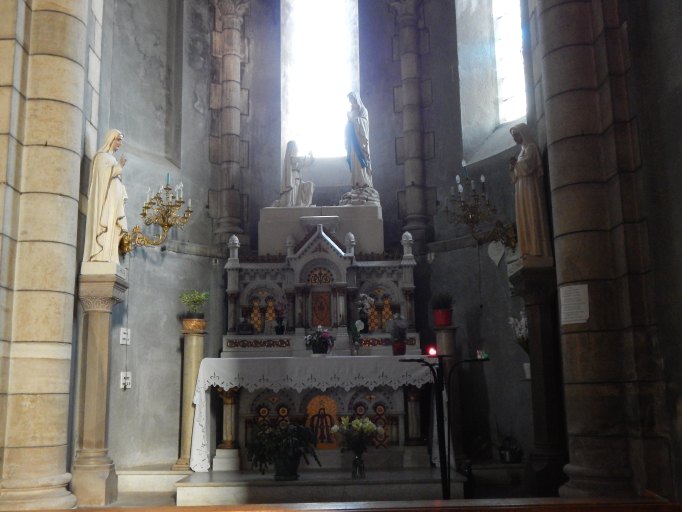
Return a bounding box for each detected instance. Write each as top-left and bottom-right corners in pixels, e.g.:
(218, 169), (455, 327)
(389, 0), (422, 24)
(213, 0), (249, 25)
(78, 272), (129, 312)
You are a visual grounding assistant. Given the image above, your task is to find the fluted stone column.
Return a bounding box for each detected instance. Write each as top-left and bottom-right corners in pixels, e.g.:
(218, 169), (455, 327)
(71, 271), (128, 505)
(209, 0), (250, 247)
(533, 0), (668, 496)
(173, 327), (205, 471)
(0, 1), (87, 509)
(390, 0), (429, 251)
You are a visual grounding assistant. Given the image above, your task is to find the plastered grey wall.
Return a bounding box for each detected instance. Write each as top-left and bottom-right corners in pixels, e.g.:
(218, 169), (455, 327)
(96, 0), (222, 468)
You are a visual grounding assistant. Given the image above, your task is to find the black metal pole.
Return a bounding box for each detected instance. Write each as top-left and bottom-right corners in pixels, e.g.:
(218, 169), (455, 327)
(434, 358), (450, 499)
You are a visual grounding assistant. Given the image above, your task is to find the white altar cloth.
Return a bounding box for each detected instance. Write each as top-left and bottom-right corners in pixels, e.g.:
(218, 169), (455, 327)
(190, 356), (434, 472)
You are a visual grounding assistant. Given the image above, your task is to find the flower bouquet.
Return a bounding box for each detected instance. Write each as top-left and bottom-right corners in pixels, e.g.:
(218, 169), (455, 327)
(331, 416), (383, 455)
(508, 310), (529, 354)
(331, 416), (384, 479)
(305, 326), (335, 354)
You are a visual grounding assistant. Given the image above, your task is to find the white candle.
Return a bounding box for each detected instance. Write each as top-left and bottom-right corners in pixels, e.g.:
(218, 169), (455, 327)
(188, 198), (192, 209)
(166, 172), (171, 186)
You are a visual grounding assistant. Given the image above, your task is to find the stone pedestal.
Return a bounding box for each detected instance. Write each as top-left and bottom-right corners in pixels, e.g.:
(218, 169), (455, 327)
(510, 265), (567, 495)
(71, 269), (128, 505)
(172, 329), (206, 471)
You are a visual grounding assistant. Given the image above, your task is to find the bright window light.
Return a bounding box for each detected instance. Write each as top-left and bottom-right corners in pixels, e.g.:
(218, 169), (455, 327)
(493, 0), (526, 123)
(284, 0), (358, 157)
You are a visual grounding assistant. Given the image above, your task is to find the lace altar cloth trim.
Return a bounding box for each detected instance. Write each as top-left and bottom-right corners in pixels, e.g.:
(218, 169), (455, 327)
(190, 356), (433, 472)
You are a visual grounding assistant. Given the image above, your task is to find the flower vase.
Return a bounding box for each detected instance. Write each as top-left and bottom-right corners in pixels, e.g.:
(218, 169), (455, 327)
(351, 453), (365, 479)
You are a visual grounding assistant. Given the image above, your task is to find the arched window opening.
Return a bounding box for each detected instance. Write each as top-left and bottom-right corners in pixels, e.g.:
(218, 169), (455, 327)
(281, 0), (359, 158)
(493, 0), (526, 123)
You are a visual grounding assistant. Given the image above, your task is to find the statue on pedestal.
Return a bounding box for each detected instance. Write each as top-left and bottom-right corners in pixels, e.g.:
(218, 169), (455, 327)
(339, 92), (380, 206)
(272, 140), (315, 207)
(83, 129), (128, 265)
(508, 123), (552, 259)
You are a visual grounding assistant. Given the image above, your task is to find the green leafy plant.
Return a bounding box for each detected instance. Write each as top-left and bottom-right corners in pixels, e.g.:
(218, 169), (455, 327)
(247, 422), (321, 475)
(179, 290), (209, 315)
(431, 292), (454, 310)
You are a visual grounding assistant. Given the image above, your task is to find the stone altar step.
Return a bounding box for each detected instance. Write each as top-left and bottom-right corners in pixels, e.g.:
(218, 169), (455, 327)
(176, 468), (465, 506)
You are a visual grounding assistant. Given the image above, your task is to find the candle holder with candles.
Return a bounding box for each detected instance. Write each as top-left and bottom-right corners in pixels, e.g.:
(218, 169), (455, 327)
(444, 162), (517, 249)
(119, 174), (193, 254)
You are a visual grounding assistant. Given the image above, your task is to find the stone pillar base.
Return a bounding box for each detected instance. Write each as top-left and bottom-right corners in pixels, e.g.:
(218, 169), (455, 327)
(70, 461), (117, 506)
(171, 458), (190, 471)
(526, 448), (568, 496)
(0, 474), (76, 511)
(212, 449), (240, 471)
(559, 463), (634, 498)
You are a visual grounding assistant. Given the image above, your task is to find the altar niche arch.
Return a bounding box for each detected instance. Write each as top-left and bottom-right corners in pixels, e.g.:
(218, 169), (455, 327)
(356, 281), (405, 333)
(298, 259), (344, 329)
(239, 282), (286, 334)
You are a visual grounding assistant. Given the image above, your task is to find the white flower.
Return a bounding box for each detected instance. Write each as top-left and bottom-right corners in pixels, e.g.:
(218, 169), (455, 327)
(508, 311), (528, 339)
(355, 319), (364, 331)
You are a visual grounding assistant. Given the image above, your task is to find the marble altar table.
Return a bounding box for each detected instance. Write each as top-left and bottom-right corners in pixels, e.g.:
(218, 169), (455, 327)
(189, 356), (433, 471)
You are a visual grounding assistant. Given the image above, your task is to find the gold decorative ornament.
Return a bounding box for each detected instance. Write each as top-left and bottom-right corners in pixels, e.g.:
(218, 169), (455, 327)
(120, 177), (192, 253)
(444, 167), (517, 250)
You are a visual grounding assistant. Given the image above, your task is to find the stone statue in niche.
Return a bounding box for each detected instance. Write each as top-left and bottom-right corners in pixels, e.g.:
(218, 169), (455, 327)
(339, 92), (381, 206)
(508, 123), (553, 259)
(272, 140), (315, 207)
(83, 128), (128, 265)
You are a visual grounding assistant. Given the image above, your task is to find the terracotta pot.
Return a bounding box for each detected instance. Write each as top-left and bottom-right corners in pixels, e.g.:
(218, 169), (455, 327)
(182, 317), (206, 331)
(432, 308), (452, 327)
(392, 340), (406, 356)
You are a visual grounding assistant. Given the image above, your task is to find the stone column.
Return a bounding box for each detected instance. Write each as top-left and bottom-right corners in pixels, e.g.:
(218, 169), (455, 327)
(217, 387), (240, 449)
(510, 266), (566, 495)
(404, 386), (422, 445)
(226, 234), (241, 331)
(533, 0), (668, 496)
(209, 0), (250, 247)
(172, 326), (205, 471)
(333, 285), (347, 327)
(390, 0), (429, 251)
(71, 270), (128, 505)
(0, 1), (87, 509)
(213, 387), (240, 471)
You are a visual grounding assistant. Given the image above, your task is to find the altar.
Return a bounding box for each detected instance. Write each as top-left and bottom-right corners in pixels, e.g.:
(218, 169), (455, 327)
(189, 355), (434, 472)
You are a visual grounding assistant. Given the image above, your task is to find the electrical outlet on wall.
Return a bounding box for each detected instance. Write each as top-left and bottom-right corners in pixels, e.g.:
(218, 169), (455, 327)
(120, 371), (131, 389)
(119, 327), (130, 345)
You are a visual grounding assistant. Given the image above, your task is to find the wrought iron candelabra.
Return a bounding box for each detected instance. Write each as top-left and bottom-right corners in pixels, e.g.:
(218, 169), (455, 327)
(444, 165), (517, 249)
(120, 174), (192, 254)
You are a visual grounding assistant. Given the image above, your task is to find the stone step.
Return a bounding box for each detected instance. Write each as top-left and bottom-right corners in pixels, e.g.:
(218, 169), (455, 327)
(175, 468), (465, 506)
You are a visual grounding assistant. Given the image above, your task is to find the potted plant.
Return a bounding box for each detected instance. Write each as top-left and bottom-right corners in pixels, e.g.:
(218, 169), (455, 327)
(247, 422), (321, 480)
(305, 325), (335, 355)
(179, 290), (209, 331)
(431, 292), (453, 327)
(390, 314), (408, 356)
(498, 435), (523, 463)
(274, 300), (288, 335)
